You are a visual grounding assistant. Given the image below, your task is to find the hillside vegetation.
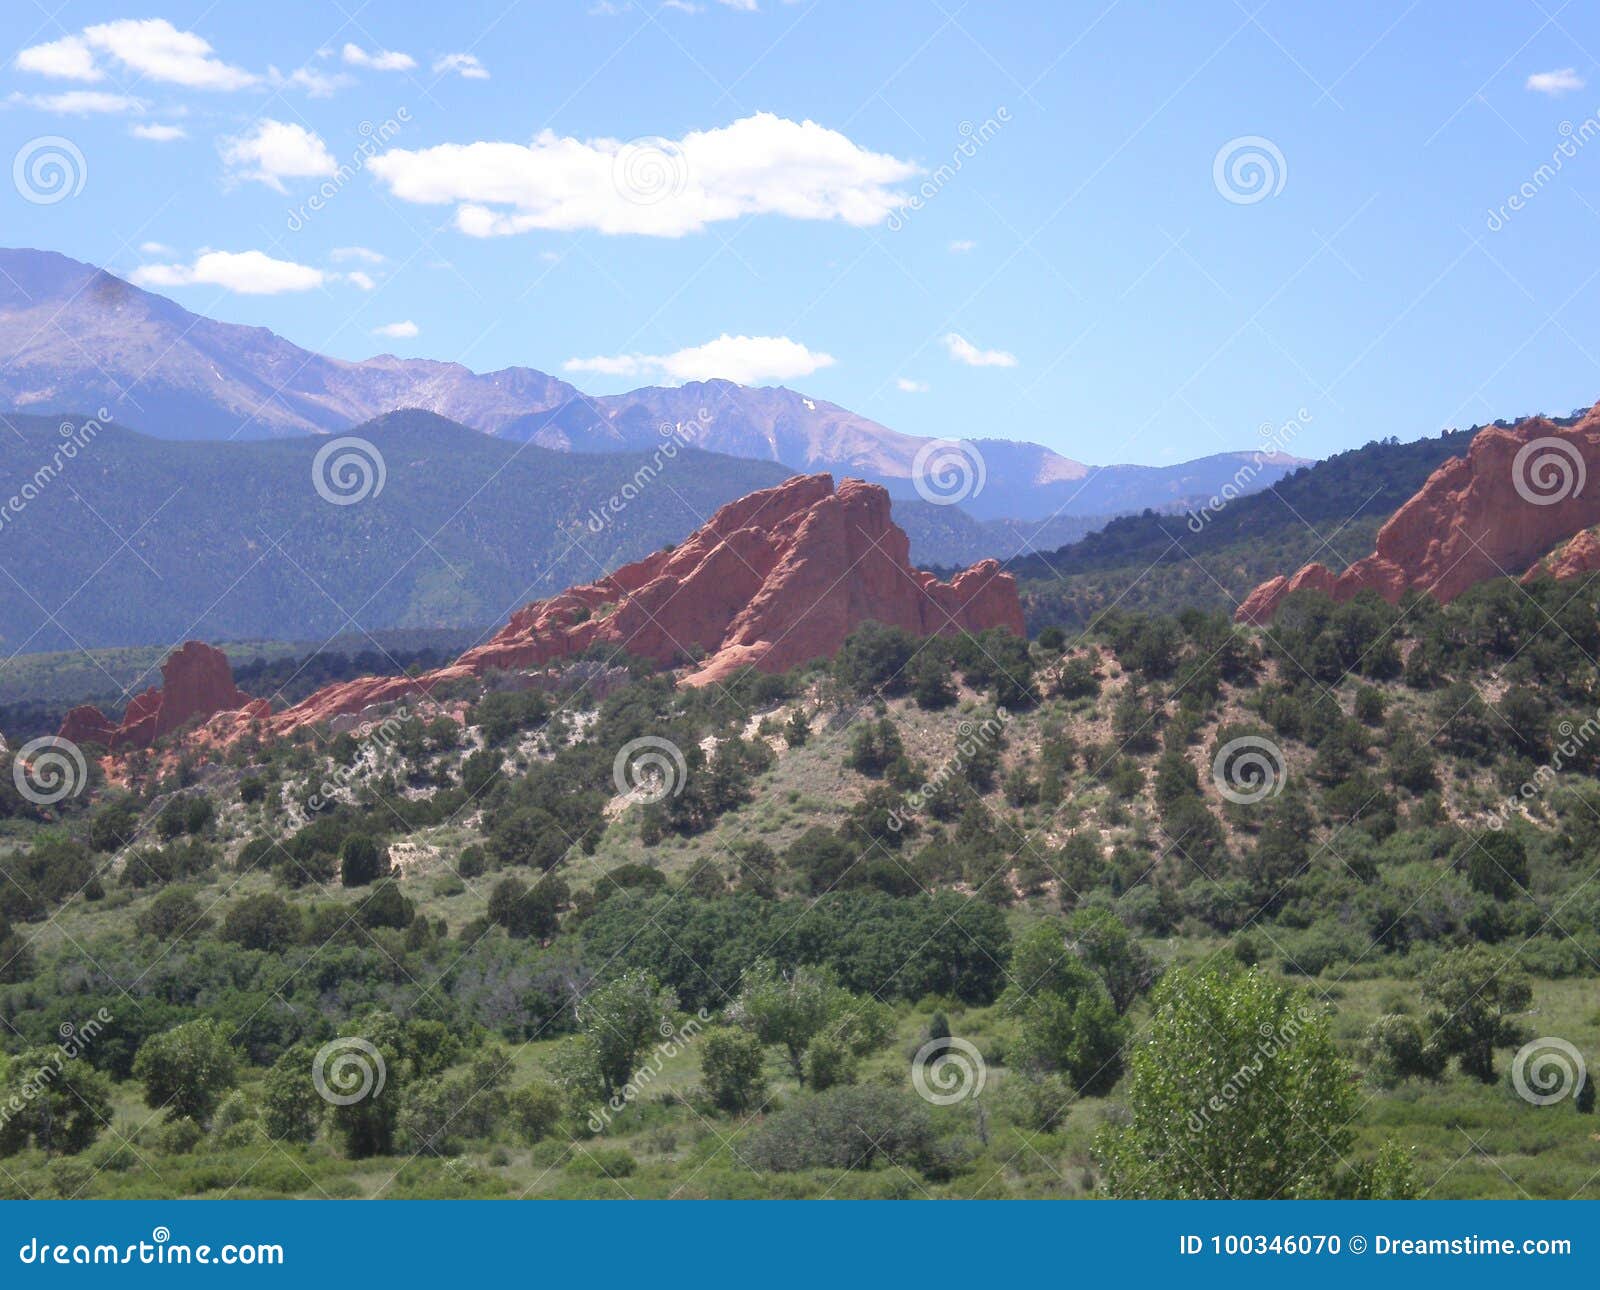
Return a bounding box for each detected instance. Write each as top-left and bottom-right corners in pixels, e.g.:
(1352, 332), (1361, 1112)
(2, 564), (1597, 1199)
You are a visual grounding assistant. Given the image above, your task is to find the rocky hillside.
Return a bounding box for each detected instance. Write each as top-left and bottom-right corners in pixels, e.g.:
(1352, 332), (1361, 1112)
(2, 562), (1597, 1199)
(50, 474), (1024, 753)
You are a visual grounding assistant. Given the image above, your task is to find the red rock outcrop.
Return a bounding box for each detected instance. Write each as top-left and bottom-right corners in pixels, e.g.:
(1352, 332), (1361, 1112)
(1522, 525), (1600, 584)
(265, 474), (1025, 733)
(1237, 408), (1600, 624)
(59, 641), (267, 750)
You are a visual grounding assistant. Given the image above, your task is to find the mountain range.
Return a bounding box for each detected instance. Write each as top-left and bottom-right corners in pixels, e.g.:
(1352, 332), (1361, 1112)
(0, 248), (1303, 523)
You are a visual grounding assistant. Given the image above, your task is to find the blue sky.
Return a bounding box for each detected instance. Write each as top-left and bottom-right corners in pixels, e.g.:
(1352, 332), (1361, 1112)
(6, 2), (1600, 467)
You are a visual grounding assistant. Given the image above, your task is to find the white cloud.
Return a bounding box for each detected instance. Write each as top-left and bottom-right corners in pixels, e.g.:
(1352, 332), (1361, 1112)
(8, 90), (145, 114)
(16, 35), (102, 81)
(433, 52), (489, 80)
(948, 239), (976, 253)
(331, 246), (385, 264)
(718, 0), (760, 9)
(130, 122), (187, 141)
(139, 241), (175, 256)
(17, 19), (259, 91)
(373, 320), (419, 339)
(344, 271), (377, 290)
(565, 334), (834, 384)
(342, 43), (417, 71)
(896, 378), (929, 393)
(1527, 67), (1584, 95)
(269, 65), (352, 97)
(221, 119), (336, 191)
(131, 249), (325, 295)
(661, 1), (704, 11)
(371, 112), (917, 238)
(943, 332), (1017, 368)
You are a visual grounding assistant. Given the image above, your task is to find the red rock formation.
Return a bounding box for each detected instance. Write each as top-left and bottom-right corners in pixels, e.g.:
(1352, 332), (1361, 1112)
(59, 641), (267, 750)
(266, 474), (1024, 733)
(1237, 408), (1600, 624)
(1523, 525), (1600, 584)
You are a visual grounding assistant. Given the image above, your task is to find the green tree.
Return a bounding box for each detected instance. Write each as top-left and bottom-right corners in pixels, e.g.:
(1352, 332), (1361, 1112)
(845, 718), (903, 778)
(132, 1019), (240, 1125)
(507, 1082), (564, 1143)
(339, 833), (385, 887)
(1003, 924), (1125, 1094)
(1455, 830), (1530, 901)
(487, 874), (567, 939)
(727, 959), (889, 1087)
(832, 622), (917, 696)
(399, 1048), (513, 1156)
(700, 1026), (769, 1112)
(0, 1048), (113, 1156)
(1096, 965), (1356, 1199)
(1362, 1014), (1447, 1087)
(220, 892), (300, 950)
(326, 1013), (408, 1158)
(576, 970), (677, 1098)
(1421, 946), (1531, 1082)
(1053, 655), (1101, 700)
(783, 708), (811, 748)
(910, 653), (957, 710)
(134, 885), (211, 941)
(261, 1042), (322, 1143)
(487, 804), (568, 871)
(1063, 907), (1160, 1014)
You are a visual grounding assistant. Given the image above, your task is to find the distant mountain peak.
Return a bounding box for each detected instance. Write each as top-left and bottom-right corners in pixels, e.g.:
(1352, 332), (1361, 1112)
(0, 246), (1304, 521)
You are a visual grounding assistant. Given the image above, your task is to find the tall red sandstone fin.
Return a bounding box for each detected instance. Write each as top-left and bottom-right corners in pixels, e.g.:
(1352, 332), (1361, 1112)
(1236, 406), (1600, 623)
(265, 474), (1025, 735)
(56, 641), (262, 751)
